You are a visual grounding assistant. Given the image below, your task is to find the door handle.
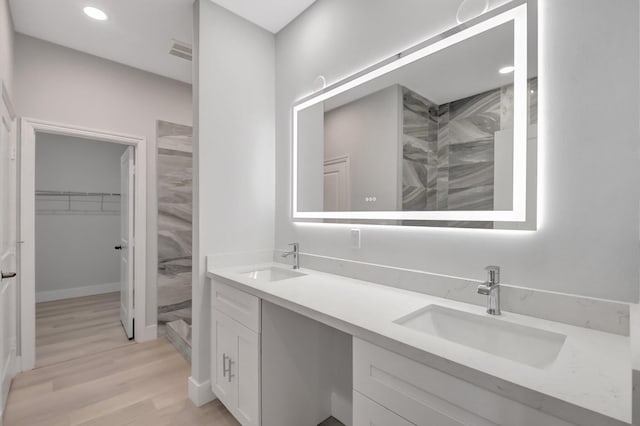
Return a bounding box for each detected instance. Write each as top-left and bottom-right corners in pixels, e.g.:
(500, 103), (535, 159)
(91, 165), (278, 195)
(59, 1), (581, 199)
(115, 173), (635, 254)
(114, 245), (123, 250)
(1, 271), (16, 280)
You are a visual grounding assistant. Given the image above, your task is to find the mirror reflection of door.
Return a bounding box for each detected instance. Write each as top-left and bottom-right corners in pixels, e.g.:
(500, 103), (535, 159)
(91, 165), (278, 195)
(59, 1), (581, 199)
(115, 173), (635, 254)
(323, 157), (350, 212)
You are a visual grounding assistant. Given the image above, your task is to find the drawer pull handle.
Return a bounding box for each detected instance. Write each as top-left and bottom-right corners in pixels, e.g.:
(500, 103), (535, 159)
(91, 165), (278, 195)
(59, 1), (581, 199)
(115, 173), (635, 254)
(223, 353), (234, 382)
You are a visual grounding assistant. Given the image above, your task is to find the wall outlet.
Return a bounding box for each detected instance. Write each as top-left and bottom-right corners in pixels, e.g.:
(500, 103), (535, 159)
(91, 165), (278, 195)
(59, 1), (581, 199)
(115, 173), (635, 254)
(350, 228), (361, 249)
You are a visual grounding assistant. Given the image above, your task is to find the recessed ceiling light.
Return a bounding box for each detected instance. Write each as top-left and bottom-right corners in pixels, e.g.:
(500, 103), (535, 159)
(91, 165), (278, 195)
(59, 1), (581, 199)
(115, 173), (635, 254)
(83, 6), (108, 21)
(499, 65), (515, 74)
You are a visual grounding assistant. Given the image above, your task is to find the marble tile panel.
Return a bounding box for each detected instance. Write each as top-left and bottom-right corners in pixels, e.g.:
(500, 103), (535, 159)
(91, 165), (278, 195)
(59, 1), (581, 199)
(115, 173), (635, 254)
(426, 188), (439, 211)
(449, 139), (495, 166)
(165, 319), (192, 362)
(528, 78), (538, 125)
(402, 135), (437, 164)
(436, 174), (449, 210)
(157, 119), (193, 359)
(448, 186), (494, 211)
(402, 185), (427, 211)
(448, 90), (501, 144)
(500, 84), (515, 130)
(402, 159), (428, 188)
(448, 162), (494, 190)
(403, 109), (438, 143)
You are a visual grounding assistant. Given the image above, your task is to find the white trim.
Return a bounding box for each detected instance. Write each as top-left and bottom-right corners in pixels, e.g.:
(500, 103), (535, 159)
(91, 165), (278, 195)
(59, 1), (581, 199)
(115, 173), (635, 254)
(19, 118), (148, 371)
(323, 155), (351, 211)
(35, 282), (120, 303)
(188, 376), (216, 407)
(139, 324), (158, 343)
(1, 82), (15, 122)
(292, 4), (529, 223)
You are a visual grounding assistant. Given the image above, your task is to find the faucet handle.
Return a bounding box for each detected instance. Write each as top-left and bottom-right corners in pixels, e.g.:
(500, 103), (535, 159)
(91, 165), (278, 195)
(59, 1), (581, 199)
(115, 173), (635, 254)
(485, 265), (500, 284)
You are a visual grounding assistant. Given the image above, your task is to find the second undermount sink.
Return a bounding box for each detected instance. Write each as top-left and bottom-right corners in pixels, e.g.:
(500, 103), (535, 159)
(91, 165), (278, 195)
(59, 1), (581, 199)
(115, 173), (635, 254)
(241, 266), (306, 282)
(394, 305), (566, 368)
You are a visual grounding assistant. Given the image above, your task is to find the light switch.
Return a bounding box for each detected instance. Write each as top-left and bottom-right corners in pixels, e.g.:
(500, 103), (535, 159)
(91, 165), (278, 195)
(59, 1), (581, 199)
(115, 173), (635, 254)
(350, 228), (361, 249)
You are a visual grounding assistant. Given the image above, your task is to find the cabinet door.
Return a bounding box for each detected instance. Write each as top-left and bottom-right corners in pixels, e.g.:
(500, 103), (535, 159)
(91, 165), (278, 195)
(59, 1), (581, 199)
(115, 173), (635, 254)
(212, 308), (261, 426)
(212, 309), (237, 409)
(354, 391), (415, 426)
(234, 321), (260, 426)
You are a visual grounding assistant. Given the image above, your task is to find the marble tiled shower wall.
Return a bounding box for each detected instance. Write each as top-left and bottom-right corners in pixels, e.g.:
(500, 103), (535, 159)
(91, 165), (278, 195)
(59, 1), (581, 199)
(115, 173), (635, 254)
(402, 80), (537, 215)
(156, 120), (193, 357)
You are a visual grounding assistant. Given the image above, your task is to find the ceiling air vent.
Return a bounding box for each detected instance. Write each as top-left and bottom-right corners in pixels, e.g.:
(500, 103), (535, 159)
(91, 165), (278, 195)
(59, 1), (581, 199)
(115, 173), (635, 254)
(168, 39), (193, 61)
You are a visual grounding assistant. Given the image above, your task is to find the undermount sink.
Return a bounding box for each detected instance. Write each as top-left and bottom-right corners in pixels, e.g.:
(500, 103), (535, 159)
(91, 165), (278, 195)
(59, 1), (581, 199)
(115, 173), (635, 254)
(394, 305), (566, 368)
(241, 266), (306, 282)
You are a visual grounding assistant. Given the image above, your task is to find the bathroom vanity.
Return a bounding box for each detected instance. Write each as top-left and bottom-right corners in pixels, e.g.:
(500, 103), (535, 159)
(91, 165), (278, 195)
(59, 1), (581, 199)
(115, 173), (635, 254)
(207, 263), (630, 426)
(199, 1), (633, 425)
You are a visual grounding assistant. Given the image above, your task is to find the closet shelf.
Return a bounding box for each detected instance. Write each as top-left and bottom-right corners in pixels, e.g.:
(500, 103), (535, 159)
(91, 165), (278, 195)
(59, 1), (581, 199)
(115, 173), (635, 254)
(35, 190), (121, 197)
(35, 190), (121, 215)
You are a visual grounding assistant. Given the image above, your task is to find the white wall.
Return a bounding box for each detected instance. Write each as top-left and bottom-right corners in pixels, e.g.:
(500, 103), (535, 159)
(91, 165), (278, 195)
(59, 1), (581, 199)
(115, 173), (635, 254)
(192, 0), (275, 388)
(0, 0), (13, 99)
(35, 134), (125, 299)
(324, 85), (401, 211)
(275, 0), (640, 303)
(14, 34), (193, 323)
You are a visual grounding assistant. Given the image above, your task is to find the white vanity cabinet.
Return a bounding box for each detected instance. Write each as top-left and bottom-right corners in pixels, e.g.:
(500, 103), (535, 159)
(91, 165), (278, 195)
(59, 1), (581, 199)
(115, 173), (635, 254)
(353, 391), (415, 426)
(353, 338), (575, 426)
(211, 279), (261, 426)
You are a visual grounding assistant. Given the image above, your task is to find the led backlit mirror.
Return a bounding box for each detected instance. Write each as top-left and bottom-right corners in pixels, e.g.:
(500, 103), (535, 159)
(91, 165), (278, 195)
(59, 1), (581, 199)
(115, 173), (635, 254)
(293, 2), (537, 229)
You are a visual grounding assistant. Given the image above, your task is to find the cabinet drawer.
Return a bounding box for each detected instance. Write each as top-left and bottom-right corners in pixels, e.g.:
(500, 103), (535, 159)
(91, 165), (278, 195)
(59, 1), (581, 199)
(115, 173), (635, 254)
(212, 279), (260, 333)
(354, 391), (415, 426)
(353, 338), (574, 426)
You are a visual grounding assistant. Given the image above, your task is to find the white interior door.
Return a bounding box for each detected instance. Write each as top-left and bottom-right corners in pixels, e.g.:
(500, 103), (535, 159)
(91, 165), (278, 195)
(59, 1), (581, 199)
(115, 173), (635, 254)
(119, 147), (134, 339)
(323, 157), (350, 212)
(0, 90), (18, 422)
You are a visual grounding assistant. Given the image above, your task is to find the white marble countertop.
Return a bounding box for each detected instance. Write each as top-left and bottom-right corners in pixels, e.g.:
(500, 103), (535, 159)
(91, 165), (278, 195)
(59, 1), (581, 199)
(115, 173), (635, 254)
(207, 262), (631, 425)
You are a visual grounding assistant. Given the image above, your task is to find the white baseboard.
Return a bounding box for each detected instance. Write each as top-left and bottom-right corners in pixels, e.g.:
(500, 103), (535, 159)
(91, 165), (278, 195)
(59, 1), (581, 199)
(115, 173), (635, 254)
(35, 282), (120, 303)
(137, 324), (157, 343)
(188, 376), (216, 407)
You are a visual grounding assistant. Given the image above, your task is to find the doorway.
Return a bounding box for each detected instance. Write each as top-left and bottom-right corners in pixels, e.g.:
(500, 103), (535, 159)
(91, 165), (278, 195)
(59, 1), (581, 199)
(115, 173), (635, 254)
(33, 134), (133, 367)
(19, 119), (148, 371)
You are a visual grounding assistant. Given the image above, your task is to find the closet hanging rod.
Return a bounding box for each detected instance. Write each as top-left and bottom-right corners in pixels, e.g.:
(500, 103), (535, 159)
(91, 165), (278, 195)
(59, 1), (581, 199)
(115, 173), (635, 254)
(35, 190), (121, 197)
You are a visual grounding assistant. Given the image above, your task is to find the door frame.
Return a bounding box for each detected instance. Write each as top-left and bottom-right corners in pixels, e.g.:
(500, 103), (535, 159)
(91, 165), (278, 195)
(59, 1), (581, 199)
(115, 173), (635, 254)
(19, 118), (148, 371)
(323, 155), (351, 211)
(1, 81), (18, 425)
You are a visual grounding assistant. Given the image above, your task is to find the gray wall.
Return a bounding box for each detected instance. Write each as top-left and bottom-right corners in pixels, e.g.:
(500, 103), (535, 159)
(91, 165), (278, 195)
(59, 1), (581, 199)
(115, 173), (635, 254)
(324, 85), (401, 211)
(193, 0), (275, 385)
(14, 34), (193, 324)
(0, 0), (13, 99)
(35, 134), (125, 297)
(275, 0), (640, 302)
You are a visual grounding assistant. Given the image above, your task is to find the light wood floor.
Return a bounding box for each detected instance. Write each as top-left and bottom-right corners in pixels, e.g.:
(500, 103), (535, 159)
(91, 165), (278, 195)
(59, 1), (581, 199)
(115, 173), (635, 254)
(35, 292), (134, 368)
(6, 292), (340, 425)
(4, 337), (239, 426)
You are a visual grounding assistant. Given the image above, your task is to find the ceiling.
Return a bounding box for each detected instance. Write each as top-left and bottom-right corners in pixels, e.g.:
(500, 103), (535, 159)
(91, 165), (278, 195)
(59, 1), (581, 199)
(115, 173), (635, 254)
(9, 0), (316, 84)
(210, 0), (316, 33)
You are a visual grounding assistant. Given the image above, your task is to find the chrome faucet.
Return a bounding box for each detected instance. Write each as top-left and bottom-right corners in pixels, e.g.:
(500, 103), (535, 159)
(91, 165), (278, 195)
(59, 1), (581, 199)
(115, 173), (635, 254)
(477, 266), (501, 316)
(281, 242), (299, 270)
